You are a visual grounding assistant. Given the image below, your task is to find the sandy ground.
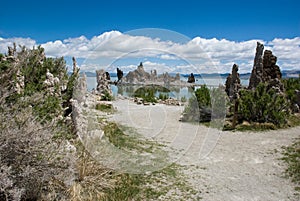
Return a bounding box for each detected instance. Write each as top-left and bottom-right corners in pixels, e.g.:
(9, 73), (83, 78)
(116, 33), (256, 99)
(111, 99), (300, 201)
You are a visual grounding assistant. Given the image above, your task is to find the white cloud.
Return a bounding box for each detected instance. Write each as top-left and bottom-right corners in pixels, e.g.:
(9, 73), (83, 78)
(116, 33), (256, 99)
(0, 37), (36, 53)
(0, 31), (299, 74)
(159, 54), (179, 60)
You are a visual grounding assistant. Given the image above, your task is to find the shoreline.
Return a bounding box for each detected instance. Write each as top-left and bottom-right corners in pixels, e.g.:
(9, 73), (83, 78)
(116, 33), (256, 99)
(109, 97), (300, 200)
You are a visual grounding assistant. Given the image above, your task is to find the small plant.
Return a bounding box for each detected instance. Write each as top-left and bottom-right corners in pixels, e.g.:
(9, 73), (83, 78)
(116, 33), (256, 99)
(101, 91), (113, 101)
(134, 86), (157, 103)
(181, 96), (187, 102)
(282, 76), (300, 111)
(134, 85), (170, 103)
(282, 139), (300, 190)
(182, 85), (227, 123)
(95, 103), (114, 113)
(195, 85), (211, 107)
(159, 93), (169, 100)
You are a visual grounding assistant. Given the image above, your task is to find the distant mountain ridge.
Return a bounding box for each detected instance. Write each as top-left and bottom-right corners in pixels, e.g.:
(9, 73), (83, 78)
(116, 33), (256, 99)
(74, 70), (300, 79)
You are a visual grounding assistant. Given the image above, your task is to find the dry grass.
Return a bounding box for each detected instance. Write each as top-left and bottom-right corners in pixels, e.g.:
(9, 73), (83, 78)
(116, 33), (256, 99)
(68, 146), (115, 201)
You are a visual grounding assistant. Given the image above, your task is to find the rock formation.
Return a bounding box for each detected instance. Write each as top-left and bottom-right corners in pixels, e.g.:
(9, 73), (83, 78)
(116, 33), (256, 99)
(124, 62), (151, 83)
(157, 72), (181, 84)
(0, 45), (24, 96)
(249, 42), (284, 93)
(117, 68), (123, 83)
(262, 50), (284, 92)
(150, 69), (157, 81)
(14, 69), (25, 94)
(43, 69), (60, 96)
(187, 73), (195, 83)
(293, 90), (300, 113)
(249, 42), (264, 89)
(7, 43), (16, 57)
(78, 73), (87, 92)
(163, 72), (171, 85)
(95, 69), (113, 100)
(296, 90), (300, 106)
(175, 73), (180, 81)
(123, 62), (183, 85)
(72, 57), (79, 75)
(105, 72), (111, 80)
(225, 64), (241, 101)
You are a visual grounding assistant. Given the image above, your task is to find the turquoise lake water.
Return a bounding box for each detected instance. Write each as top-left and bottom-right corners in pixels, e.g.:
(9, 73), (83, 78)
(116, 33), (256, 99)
(86, 76), (249, 99)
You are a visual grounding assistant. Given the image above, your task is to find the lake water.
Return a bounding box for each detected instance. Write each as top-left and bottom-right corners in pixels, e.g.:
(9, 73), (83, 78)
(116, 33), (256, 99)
(86, 76), (249, 99)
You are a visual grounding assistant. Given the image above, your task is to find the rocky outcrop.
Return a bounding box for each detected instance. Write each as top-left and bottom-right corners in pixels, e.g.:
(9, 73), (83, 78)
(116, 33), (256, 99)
(117, 68), (123, 83)
(262, 50), (284, 93)
(158, 98), (182, 106)
(72, 57), (79, 75)
(157, 72), (181, 85)
(249, 42), (264, 89)
(123, 62), (182, 85)
(95, 69), (113, 100)
(7, 43), (17, 57)
(293, 90), (300, 113)
(187, 73), (195, 83)
(43, 69), (60, 96)
(296, 90), (300, 106)
(225, 64), (241, 101)
(249, 42), (284, 93)
(124, 62), (151, 83)
(0, 45), (24, 96)
(150, 69), (157, 81)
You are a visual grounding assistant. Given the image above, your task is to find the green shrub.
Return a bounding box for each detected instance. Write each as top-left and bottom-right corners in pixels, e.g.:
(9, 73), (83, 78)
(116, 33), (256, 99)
(33, 95), (62, 123)
(134, 87), (157, 103)
(283, 76), (300, 107)
(239, 83), (289, 126)
(181, 96), (187, 102)
(0, 59), (10, 72)
(101, 91), (113, 101)
(134, 85), (170, 103)
(16, 46), (68, 97)
(0, 45), (76, 123)
(210, 86), (228, 119)
(95, 103), (113, 113)
(158, 93), (169, 100)
(182, 85), (227, 123)
(195, 85), (211, 107)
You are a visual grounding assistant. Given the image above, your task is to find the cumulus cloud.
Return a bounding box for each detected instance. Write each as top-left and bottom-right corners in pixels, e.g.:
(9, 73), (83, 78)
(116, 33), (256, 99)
(0, 37), (36, 53)
(0, 31), (299, 74)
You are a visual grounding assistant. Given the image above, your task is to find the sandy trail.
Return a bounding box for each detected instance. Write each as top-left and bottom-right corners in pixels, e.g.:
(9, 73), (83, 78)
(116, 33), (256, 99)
(111, 99), (300, 201)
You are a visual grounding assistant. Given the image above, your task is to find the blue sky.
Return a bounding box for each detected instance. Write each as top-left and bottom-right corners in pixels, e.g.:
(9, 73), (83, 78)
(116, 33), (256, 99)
(1, 0), (299, 42)
(0, 0), (299, 74)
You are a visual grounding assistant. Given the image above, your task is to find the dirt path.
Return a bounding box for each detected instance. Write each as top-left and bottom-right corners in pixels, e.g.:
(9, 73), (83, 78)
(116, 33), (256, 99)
(111, 99), (300, 201)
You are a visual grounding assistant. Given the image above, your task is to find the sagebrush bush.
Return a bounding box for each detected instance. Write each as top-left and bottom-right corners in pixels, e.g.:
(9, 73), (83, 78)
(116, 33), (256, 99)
(0, 45), (78, 200)
(239, 83), (289, 126)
